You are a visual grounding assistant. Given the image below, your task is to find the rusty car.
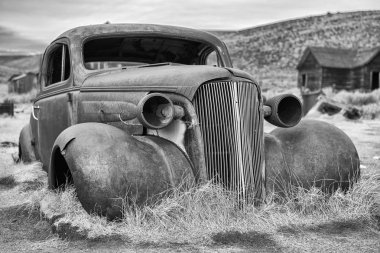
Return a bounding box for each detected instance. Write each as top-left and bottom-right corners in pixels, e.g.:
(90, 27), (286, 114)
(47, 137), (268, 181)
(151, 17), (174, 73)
(18, 24), (360, 219)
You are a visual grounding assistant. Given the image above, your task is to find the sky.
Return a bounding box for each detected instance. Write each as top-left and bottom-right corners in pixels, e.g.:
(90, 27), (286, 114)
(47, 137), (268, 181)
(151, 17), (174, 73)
(0, 0), (379, 43)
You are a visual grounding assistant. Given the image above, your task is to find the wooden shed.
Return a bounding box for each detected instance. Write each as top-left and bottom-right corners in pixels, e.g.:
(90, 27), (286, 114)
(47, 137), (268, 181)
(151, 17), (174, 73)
(8, 71), (38, 94)
(297, 47), (380, 92)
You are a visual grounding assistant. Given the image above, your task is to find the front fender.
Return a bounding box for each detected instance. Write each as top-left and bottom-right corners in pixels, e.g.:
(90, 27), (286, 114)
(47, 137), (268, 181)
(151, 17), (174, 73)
(264, 119), (360, 194)
(49, 122), (194, 219)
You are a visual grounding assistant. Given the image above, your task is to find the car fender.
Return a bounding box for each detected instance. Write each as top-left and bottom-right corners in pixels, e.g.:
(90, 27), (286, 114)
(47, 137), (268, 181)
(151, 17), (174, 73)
(19, 124), (37, 163)
(49, 122), (194, 219)
(264, 119), (360, 194)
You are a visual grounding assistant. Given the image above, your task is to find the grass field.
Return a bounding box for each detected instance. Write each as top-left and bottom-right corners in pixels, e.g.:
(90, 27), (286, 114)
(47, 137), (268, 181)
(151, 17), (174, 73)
(0, 101), (379, 252)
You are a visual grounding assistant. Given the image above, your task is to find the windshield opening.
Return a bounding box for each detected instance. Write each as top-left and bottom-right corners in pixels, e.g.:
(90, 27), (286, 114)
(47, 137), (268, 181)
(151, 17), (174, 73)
(83, 36), (218, 70)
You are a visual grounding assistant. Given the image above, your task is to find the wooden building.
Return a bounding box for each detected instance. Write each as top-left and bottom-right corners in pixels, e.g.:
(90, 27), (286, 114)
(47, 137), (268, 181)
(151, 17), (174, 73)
(8, 72), (38, 94)
(297, 47), (380, 92)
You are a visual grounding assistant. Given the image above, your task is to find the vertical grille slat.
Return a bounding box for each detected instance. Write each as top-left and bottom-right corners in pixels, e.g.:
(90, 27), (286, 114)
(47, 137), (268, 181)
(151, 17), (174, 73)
(202, 85), (212, 179)
(220, 83), (230, 187)
(193, 81), (264, 202)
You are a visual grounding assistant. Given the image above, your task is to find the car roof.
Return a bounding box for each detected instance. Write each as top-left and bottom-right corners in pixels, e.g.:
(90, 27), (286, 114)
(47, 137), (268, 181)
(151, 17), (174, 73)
(56, 23), (225, 46)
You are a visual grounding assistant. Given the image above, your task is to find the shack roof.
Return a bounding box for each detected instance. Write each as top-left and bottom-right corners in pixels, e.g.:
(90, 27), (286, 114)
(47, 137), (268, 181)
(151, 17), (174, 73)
(8, 73), (26, 81)
(297, 46), (380, 69)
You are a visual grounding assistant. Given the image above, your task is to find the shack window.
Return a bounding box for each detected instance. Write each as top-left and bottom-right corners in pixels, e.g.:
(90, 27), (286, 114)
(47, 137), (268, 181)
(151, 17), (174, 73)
(301, 74), (307, 87)
(45, 44), (70, 87)
(372, 71), (379, 90)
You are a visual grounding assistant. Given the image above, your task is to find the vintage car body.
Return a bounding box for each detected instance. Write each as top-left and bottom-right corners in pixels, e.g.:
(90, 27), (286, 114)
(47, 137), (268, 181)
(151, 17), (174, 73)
(19, 24), (360, 218)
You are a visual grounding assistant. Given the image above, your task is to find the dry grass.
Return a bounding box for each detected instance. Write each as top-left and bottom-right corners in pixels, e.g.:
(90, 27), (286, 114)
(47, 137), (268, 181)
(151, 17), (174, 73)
(0, 162), (47, 211)
(333, 89), (380, 106)
(34, 166), (380, 247)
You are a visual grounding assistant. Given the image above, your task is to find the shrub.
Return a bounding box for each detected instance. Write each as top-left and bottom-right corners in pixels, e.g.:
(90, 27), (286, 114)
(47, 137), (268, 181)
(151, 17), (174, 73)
(327, 89), (380, 119)
(361, 103), (380, 119)
(333, 89), (380, 106)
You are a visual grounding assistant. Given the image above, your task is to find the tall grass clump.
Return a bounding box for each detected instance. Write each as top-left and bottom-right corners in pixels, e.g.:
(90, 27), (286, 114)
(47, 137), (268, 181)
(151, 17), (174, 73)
(333, 89), (380, 106)
(266, 173), (379, 222)
(331, 89), (380, 119)
(37, 169), (380, 245)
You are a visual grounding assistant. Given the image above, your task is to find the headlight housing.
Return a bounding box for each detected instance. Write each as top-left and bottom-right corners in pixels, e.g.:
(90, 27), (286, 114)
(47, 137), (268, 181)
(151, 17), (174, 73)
(137, 93), (174, 129)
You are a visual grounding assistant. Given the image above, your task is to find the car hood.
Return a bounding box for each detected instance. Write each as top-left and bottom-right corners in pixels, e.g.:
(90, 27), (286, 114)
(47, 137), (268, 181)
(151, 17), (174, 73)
(81, 65), (254, 99)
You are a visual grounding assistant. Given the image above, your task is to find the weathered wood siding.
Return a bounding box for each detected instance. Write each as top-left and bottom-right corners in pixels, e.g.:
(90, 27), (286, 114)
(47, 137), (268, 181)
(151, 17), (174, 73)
(321, 68), (354, 90)
(297, 53), (322, 91)
(363, 52), (380, 90)
(351, 67), (365, 89)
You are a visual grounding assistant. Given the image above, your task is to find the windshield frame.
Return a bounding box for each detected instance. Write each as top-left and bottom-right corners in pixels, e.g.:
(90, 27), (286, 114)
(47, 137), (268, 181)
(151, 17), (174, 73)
(81, 33), (225, 72)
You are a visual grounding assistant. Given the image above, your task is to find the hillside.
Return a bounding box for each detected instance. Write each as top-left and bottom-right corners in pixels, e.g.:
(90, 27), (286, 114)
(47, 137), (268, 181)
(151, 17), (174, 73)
(0, 26), (45, 53)
(212, 11), (380, 90)
(0, 26), (44, 83)
(0, 54), (41, 82)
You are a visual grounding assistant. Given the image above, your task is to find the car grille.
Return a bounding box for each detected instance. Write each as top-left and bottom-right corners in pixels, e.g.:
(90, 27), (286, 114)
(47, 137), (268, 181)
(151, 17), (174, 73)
(193, 81), (264, 203)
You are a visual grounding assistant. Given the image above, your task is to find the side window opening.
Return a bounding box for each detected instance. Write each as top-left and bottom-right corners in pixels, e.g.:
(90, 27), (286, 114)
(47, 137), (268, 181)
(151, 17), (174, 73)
(205, 51), (218, 66)
(64, 47), (70, 80)
(45, 44), (70, 87)
(49, 46), (62, 84)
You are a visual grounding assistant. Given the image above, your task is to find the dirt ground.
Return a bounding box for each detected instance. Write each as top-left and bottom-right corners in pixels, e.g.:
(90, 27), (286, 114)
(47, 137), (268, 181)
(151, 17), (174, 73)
(0, 104), (379, 252)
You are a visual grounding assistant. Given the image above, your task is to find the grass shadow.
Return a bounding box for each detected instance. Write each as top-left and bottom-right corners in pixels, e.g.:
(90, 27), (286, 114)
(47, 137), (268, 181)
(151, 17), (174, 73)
(20, 180), (44, 192)
(304, 220), (367, 235)
(52, 220), (130, 244)
(212, 230), (281, 251)
(278, 219), (377, 237)
(0, 204), (52, 242)
(0, 175), (17, 188)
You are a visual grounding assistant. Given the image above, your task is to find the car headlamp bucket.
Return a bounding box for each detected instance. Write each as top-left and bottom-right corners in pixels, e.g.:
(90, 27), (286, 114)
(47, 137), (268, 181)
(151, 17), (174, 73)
(137, 93), (175, 129)
(264, 94), (302, 128)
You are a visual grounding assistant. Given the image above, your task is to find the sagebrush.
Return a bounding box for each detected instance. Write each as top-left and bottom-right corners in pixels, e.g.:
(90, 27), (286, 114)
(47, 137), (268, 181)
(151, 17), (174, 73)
(325, 89), (380, 119)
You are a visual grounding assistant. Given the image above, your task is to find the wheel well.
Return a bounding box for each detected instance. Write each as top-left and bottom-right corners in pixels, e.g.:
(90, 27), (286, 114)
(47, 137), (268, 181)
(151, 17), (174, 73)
(50, 147), (74, 189)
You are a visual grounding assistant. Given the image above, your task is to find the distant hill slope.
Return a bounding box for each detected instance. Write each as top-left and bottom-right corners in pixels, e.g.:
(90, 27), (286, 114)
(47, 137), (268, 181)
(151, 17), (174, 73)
(212, 11), (380, 90)
(0, 26), (46, 53)
(0, 54), (41, 82)
(0, 26), (44, 83)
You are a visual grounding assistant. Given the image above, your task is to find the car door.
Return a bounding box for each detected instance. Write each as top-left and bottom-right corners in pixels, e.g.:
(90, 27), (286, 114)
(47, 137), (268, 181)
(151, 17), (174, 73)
(33, 40), (73, 170)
